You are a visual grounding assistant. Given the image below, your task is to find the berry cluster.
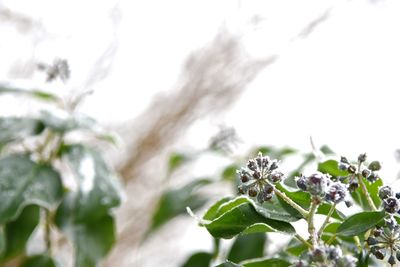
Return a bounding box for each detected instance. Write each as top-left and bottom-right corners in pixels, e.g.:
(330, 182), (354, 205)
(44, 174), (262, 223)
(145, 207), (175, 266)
(237, 152), (284, 203)
(367, 217), (400, 266)
(338, 153), (381, 191)
(296, 172), (347, 204)
(378, 185), (400, 214)
(294, 245), (356, 267)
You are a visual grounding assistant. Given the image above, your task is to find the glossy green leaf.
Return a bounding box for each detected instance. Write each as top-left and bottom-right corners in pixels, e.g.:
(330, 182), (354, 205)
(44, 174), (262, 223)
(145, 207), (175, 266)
(214, 261), (242, 267)
(181, 252), (212, 267)
(256, 194), (302, 222)
(203, 197), (232, 221)
(21, 254), (57, 267)
(0, 117), (44, 144)
(0, 85), (60, 102)
(40, 111), (95, 133)
(168, 152), (189, 174)
(241, 223), (276, 235)
(351, 178), (382, 210)
(336, 211), (385, 236)
(0, 155), (62, 223)
(227, 233), (266, 263)
(242, 258), (291, 267)
(203, 198), (295, 239)
(55, 193), (116, 267)
(63, 145), (121, 223)
(318, 160), (349, 177)
(2, 205), (40, 260)
(149, 179), (211, 234)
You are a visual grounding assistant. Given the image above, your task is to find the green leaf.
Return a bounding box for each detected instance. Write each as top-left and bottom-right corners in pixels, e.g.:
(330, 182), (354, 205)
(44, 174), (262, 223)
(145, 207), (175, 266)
(55, 193), (116, 267)
(214, 261), (242, 267)
(21, 254), (57, 267)
(351, 178), (382, 210)
(40, 110), (96, 133)
(203, 198), (295, 239)
(227, 233), (266, 263)
(286, 238), (308, 256)
(181, 252), (212, 267)
(0, 117), (44, 144)
(63, 145), (121, 223)
(149, 178), (211, 234)
(168, 152), (189, 174)
(221, 164), (239, 182)
(336, 211), (385, 236)
(0, 155), (62, 223)
(318, 160), (349, 177)
(203, 197), (232, 221)
(242, 258), (291, 267)
(2, 205), (40, 260)
(0, 85), (60, 103)
(258, 194), (302, 222)
(241, 223), (276, 235)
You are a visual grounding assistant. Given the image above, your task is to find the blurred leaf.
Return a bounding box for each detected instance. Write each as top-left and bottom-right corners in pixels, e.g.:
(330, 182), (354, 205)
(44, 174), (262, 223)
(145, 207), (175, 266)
(149, 178), (211, 235)
(0, 117), (44, 145)
(222, 164), (239, 182)
(286, 238), (308, 256)
(318, 160), (349, 177)
(2, 205), (40, 260)
(40, 111), (96, 133)
(55, 193), (115, 267)
(357, 250), (370, 267)
(168, 152), (190, 174)
(63, 145), (122, 223)
(181, 252), (212, 267)
(227, 233), (266, 263)
(21, 254), (57, 267)
(214, 261), (242, 267)
(320, 145), (334, 155)
(336, 211), (385, 236)
(203, 197), (295, 239)
(0, 155), (62, 223)
(351, 178), (382, 210)
(0, 228), (5, 258)
(252, 146), (297, 160)
(242, 258), (291, 267)
(0, 85), (60, 102)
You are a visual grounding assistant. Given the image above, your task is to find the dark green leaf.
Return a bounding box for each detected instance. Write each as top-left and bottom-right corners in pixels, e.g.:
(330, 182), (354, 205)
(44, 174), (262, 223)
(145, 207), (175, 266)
(21, 254), (57, 267)
(0, 117), (44, 144)
(255, 194), (302, 223)
(149, 179), (211, 234)
(318, 160), (349, 177)
(2, 205), (40, 260)
(55, 193), (116, 267)
(242, 258), (291, 267)
(336, 211), (385, 236)
(168, 152), (189, 174)
(0, 155), (62, 223)
(203, 197), (232, 221)
(181, 252), (212, 267)
(227, 233), (265, 263)
(214, 261), (242, 267)
(0, 85), (60, 103)
(63, 145), (121, 223)
(40, 111), (95, 133)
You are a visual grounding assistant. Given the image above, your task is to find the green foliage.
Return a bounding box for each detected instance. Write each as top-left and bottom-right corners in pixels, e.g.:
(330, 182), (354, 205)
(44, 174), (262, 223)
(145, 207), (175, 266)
(241, 258), (291, 267)
(21, 254), (57, 267)
(181, 252), (213, 267)
(227, 233), (266, 263)
(336, 211), (386, 236)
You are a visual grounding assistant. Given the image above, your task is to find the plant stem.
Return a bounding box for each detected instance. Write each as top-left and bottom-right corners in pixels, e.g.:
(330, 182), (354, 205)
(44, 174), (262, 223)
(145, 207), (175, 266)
(326, 234), (336, 245)
(308, 199), (319, 248)
(356, 163), (377, 211)
(273, 187), (309, 219)
(44, 209), (52, 254)
(295, 234), (313, 249)
(317, 203), (336, 238)
(353, 236), (362, 252)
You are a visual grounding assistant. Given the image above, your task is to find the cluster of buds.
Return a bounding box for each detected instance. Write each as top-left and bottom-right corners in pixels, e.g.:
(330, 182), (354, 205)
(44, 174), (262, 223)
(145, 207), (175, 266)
(378, 185), (400, 214)
(237, 152), (284, 203)
(338, 154), (381, 191)
(367, 217), (400, 266)
(294, 245), (356, 267)
(296, 173), (348, 204)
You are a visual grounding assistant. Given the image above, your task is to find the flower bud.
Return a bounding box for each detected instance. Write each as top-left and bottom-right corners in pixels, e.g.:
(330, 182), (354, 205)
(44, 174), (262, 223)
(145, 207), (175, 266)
(396, 192), (400, 199)
(296, 176), (307, 191)
(384, 197), (400, 214)
(374, 249), (386, 260)
(269, 161), (279, 171)
(348, 181), (359, 191)
(362, 169), (371, 178)
(338, 163), (348, 171)
(270, 171), (284, 183)
(368, 161), (381, 171)
(307, 172), (329, 196)
(252, 171), (261, 179)
(340, 156), (349, 164)
(367, 236), (378, 246)
(325, 182), (346, 203)
(388, 255), (396, 265)
(358, 153), (367, 163)
(247, 159), (258, 171)
(367, 173), (379, 183)
(396, 250), (400, 262)
(347, 165), (356, 174)
(248, 188), (258, 197)
(379, 185), (394, 200)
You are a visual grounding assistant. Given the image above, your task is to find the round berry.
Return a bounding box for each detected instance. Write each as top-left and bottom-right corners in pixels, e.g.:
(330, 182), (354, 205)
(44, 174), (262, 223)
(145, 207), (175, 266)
(384, 197), (400, 214)
(248, 188), (258, 197)
(379, 185), (393, 200)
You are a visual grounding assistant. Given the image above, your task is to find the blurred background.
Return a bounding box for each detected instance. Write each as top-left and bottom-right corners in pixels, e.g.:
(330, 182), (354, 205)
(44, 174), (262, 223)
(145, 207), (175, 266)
(1, 0), (400, 266)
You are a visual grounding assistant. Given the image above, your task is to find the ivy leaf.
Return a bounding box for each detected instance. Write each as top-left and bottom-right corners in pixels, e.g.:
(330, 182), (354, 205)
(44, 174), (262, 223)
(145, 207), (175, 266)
(63, 145), (122, 223)
(336, 211), (385, 236)
(0, 85), (60, 103)
(148, 179), (211, 235)
(318, 160), (349, 177)
(1, 205), (40, 261)
(55, 193), (116, 267)
(227, 233), (266, 263)
(0, 117), (44, 145)
(181, 252), (212, 267)
(0, 155), (62, 223)
(286, 238), (308, 256)
(40, 110), (96, 133)
(168, 152), (190, 174)
(21, 254), (57, 267)
(255, 194), (303, 222)
(202, 197), (295, 239)
(241, 258), (291, 267)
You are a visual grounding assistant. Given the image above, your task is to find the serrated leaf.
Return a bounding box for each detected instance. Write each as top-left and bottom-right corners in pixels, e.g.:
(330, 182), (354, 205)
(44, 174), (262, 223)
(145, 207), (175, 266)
(181, 252), (212, 267)
(227, 233), (266, 263)
(40, 110), (96, 133)
(318, 160), (349, 177)
(0, 117), (44, 145)
(21, 254), (57, 267)
(2, 205), (40, 260)
(55, 193), (116, 267)
(63, 145), (121, 223)
(0, 155), (62, 223)
(149, 179), (211, 235)
(336, 211), (385, 236)
(242, 258), (291, 267)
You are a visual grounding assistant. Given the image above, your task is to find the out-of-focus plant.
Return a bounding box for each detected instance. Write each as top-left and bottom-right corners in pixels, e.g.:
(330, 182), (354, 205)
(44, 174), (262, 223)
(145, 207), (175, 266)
(0, 61), (122, 267)
(148, 132), (400, 267)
